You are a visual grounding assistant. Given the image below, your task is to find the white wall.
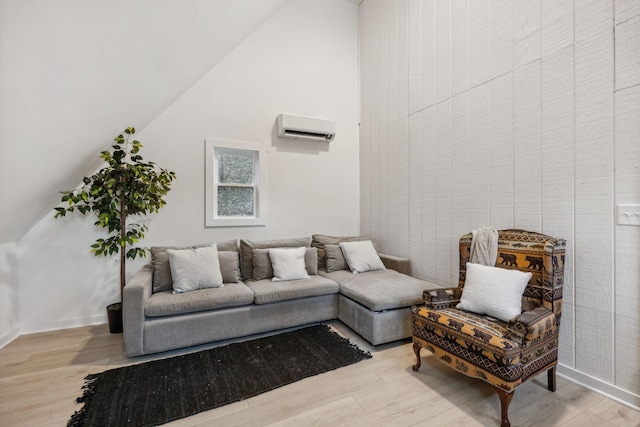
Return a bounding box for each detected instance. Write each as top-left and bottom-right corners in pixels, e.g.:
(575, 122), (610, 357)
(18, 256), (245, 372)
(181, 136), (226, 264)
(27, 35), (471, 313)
(17, 0), (360, 333)
(0, 242), (19, 347)
(0, 0), (289, 244)
(359, 0), (640, 408)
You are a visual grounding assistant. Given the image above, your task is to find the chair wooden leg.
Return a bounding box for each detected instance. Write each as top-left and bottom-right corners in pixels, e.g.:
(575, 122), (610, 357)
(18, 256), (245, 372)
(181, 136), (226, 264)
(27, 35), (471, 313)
(548, 366), (557, 392)
(495, 388), (514, 427)
(412, 342), (422, 371)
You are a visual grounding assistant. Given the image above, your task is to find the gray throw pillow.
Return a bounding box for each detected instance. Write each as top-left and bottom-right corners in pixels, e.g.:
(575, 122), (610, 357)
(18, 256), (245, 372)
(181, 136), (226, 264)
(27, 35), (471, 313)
(311, 234), (370, 270)
(151, 239), (237, 292)
(218, 251), (240, 283)
(325, 244), (348, 272)
(252, 248), (273, 281)
(167, 245), (224, 293)
(239, 237), (311, 280)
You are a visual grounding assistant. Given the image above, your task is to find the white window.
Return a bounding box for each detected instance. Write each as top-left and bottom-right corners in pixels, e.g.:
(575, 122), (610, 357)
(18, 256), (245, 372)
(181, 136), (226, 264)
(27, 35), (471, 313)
(205, 139), (267, 227)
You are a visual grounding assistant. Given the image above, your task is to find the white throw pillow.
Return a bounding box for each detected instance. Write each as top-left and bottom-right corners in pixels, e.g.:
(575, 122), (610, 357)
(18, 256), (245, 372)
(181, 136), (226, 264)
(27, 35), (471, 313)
(168, 244), (224, 294)
(339, 240), (386, 274)
(457, 262), (532, 322)
(268, 247), (310, 282)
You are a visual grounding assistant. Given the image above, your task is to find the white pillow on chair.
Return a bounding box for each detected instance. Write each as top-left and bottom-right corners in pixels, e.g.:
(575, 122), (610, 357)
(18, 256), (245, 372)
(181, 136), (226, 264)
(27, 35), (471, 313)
(457, 262), (532, 322)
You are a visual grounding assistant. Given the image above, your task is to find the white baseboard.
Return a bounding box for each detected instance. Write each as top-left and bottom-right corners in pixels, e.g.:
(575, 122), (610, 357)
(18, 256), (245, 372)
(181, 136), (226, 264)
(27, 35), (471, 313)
(19, 314), (108, 336)
(0, 327), (20, 350)
(558, 363), (640, 411)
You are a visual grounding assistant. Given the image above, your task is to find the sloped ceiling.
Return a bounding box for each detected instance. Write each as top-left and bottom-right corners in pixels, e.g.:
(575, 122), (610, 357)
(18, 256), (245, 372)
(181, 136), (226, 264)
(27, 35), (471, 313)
(0, 0), (289, 244)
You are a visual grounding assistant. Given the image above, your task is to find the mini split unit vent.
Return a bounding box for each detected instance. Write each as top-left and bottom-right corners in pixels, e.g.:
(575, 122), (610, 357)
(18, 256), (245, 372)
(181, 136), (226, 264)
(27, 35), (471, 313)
(277, 114), (335, 142)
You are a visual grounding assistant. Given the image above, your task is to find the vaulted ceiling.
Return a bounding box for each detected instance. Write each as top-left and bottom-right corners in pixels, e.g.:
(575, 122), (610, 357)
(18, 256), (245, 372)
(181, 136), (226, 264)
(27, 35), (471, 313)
(0, 0), (290, 244)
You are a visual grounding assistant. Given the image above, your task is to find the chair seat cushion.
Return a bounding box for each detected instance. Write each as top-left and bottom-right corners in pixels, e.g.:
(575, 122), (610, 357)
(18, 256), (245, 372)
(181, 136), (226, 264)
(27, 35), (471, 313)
(245, 275), (339, 305)
(145, 282), (255, 317)
(321, 269), (429, 311)
(413, 306), (524, 385)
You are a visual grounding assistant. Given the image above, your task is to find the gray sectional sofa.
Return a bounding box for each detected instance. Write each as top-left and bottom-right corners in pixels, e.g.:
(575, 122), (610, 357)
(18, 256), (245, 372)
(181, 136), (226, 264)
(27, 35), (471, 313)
(123, 235), (441, 357)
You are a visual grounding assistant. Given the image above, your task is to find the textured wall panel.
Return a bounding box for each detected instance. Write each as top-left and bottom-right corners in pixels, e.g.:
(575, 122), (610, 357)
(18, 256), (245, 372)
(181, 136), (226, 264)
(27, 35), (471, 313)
(488, 73), (514, 229)
(489, 0), (513, 79)
(575, 0), (612, 42)
(378, 0), (389, 129)
(574, 28), (614, 381)
(387, 120), (400, 255)
(409, 113), (422, 277)
(615, 0), (640, 22)
(420, 0), (435, 109)
(468, 83), (490, 229)
(451, 92), (470, 271)
(450, 0), (468, 96)
(421, 107), (436, 282)
(359, 0), (640, 404)
(408, 0), (422, 114)
(378, 127), (389, 253)
(387, 0), (399, 124)
(514, 60), (542, 231)
(541, 45), (575, 367)
(615, 15), (640, 91)
(369, 0), (379, 132)
(468, 0), (489, 87)
(398, 116), (410, 257)
(613, 82), (640, 392)
(370, 126), (380, 239)
(435, 100), (452, 284)
(513, 0), (541, 68)
(398, 0), (409, 119)
(541, 0), (573, 56)
(434, 0), (451, 103)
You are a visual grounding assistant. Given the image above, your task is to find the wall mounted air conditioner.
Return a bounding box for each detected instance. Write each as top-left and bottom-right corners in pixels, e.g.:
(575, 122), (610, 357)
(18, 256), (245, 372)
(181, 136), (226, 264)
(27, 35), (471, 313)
(277, 114), (335, 142)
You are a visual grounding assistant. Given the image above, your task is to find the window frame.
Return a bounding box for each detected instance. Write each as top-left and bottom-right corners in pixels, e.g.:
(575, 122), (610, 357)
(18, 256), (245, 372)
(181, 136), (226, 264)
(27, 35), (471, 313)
(205, 139), (267, 227)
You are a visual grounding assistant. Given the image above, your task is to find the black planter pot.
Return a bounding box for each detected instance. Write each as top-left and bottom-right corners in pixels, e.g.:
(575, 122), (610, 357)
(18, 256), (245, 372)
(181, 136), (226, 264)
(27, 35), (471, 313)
(107, 302), (123, 334)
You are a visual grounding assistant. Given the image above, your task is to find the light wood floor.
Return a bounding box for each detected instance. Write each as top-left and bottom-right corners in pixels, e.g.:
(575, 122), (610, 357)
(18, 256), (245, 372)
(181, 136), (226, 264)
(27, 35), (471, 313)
(1, 321), (639, 427)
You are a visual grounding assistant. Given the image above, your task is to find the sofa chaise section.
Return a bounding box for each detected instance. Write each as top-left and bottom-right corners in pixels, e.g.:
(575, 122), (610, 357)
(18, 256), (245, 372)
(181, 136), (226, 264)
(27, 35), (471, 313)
(321, 268), (440, 345)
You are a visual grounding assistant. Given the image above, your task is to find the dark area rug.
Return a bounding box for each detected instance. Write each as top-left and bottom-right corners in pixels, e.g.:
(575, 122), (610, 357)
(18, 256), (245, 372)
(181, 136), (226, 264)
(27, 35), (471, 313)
(68, 325), (372, 426)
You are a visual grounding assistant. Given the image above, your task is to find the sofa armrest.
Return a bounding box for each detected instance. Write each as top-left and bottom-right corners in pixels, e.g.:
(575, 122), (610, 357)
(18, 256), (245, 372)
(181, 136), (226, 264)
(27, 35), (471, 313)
(378, 253), (410, 275)
(422, 287), (462, 309)
(506, 306), (557, 347)
(123, 264), (153, 357)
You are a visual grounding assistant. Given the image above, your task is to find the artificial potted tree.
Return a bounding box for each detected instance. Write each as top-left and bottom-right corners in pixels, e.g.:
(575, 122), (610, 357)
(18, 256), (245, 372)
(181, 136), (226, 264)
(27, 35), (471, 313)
(55, 127), (176, 333)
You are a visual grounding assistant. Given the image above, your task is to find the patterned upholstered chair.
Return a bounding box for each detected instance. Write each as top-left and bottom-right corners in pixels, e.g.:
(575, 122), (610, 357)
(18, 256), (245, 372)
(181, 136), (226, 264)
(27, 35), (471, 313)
(412, 229), (566, 427)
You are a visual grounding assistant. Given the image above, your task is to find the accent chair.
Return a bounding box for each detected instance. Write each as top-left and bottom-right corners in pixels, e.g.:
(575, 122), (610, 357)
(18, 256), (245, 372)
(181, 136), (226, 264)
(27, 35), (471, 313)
(411, 229), (566, 427)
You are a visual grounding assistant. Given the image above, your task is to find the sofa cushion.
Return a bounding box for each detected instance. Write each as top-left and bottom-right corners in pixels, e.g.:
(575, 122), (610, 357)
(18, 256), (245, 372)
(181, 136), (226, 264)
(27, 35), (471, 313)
(218, 251), (240, 283)
(253, 247), (318, 280)
(151, 240), (238, 293)
(339, 240), (386, 274)
(239, 237), (311, 280)
(144, 282), (254, 317)
(321, 269), (428, 311)
(311, 234), (370, 270)
(269, 247), (310, 281)
(325, 244), (348, 272)
(245, 275), (339, 305)
(168, 245), (223, 293)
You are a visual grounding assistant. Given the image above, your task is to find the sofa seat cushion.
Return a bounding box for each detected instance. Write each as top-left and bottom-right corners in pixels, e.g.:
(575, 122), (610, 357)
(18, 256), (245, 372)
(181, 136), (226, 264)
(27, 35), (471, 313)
(321, 269), (429, 311)
(245, 275), (339, 305)
(145, 282), (254, 317)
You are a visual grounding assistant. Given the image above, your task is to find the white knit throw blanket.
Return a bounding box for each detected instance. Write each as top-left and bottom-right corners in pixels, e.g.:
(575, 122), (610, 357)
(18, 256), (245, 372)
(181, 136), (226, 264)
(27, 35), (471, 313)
(469, 226), (498, 266)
